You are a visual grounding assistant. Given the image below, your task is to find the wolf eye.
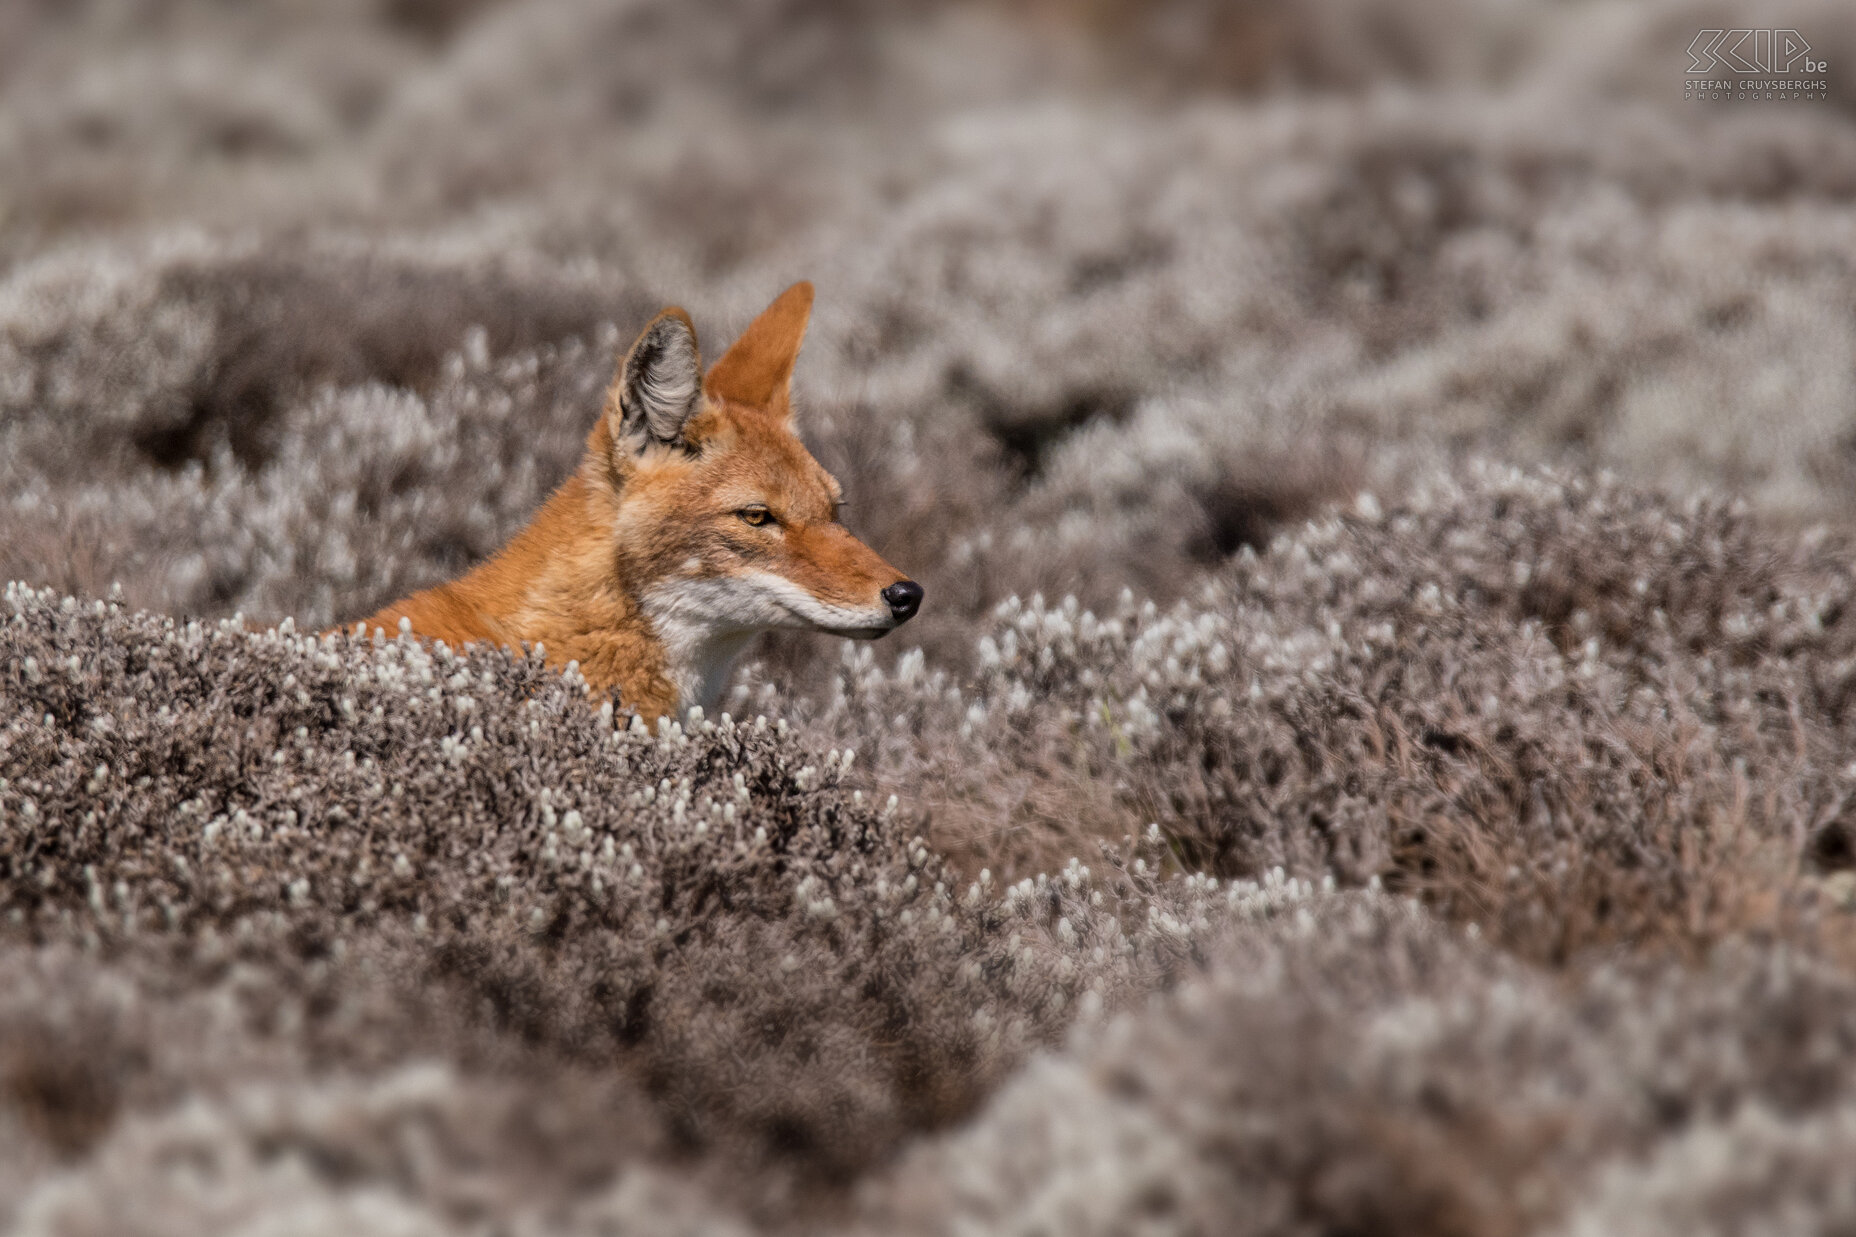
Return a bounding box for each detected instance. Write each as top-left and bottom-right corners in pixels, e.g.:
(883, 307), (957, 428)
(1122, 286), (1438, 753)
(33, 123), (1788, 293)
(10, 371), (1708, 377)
(737, 506), (774, 527)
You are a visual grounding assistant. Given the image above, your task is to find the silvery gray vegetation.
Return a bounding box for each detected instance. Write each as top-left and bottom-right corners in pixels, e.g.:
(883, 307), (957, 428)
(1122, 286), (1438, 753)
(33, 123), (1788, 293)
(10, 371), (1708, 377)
(4, 0), (1856, 1232)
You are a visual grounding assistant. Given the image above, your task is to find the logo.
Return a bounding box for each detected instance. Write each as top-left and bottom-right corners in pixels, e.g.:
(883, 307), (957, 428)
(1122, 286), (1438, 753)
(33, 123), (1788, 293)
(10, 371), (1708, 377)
(1687, 29), (1823, 75)
(1684, 28), (1829, 101)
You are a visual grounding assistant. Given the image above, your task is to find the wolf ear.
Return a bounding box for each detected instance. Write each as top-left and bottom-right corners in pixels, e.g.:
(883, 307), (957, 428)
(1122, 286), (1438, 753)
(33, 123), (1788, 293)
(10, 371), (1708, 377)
(704, 282), (813, 418)
(610, 308), (703, 448)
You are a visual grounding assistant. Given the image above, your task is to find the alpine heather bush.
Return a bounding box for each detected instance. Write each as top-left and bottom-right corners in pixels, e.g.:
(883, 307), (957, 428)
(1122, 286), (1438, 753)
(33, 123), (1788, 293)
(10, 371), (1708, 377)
(1016, 0), (1544, 95)
(0, 0), (418, 264)
(0, 238), (629, 478)
(0, 241), (637, 622)
(0, 582), (1238, 1225)
(7, 1058), (737, 1237)
(869, 902), (1856, 1237)
(1554, 1100), (1856, 1237)
(802, 464), (1856, 963)
(9, 3), (1856, 639)
(9, 2), (1856, 546)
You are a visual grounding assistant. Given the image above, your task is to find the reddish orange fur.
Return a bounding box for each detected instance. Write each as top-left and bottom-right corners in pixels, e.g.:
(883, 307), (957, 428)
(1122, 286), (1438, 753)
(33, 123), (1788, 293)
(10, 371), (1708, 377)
(342, 283), (913, 722)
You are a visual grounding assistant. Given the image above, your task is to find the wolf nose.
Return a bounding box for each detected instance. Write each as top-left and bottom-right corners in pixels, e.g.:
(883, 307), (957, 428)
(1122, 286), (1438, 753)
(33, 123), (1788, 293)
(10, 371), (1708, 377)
(882, 580), (924, 622)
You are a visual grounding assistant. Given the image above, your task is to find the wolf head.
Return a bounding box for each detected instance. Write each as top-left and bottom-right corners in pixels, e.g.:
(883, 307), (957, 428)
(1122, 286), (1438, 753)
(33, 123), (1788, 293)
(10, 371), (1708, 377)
(588, 283), (922, 693)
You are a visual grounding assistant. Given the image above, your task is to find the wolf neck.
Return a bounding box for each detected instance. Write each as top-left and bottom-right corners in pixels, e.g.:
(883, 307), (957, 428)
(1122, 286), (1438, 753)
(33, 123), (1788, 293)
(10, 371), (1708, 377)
(642, 615), (756, 719)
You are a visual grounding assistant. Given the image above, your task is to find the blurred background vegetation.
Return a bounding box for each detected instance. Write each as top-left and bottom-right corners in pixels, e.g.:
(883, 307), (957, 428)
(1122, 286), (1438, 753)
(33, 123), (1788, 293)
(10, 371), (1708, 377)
(4, 0), (1853, 670)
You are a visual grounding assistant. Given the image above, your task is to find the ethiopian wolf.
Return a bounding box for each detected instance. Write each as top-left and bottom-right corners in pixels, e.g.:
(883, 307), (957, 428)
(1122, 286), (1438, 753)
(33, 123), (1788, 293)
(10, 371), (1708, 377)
(348, 283), (922, 722)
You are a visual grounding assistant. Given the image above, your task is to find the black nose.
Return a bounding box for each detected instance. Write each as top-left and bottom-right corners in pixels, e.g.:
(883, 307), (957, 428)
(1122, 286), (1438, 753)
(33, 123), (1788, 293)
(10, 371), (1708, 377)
(882, 580), (923, 622)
